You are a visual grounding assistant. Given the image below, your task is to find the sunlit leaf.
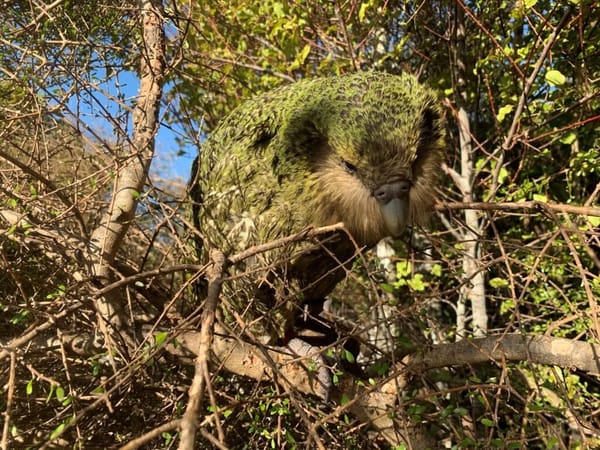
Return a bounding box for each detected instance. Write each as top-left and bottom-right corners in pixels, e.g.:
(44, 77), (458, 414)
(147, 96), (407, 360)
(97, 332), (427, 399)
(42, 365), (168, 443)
(545, 69), (566, 86)
(559, 132), (576, 145)
(26, 379), (34, 395)
(50, 423), (65, 440)
(496, 104), (513, 122)
(489, 277), (509, 289)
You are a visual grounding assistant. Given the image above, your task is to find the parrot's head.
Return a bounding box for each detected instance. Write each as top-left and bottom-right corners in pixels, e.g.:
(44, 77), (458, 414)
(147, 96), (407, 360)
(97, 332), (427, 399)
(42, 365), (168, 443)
(287, 72), (445, 246)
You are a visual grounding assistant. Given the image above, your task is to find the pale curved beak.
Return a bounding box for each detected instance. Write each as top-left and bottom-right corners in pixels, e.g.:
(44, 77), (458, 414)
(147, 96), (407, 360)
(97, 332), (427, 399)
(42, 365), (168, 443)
(374, 181), (410, 237)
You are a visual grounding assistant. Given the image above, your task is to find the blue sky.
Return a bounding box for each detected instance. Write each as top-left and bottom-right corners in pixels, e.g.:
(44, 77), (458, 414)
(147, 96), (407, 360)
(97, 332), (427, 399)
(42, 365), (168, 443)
(65, 69), (195, 185)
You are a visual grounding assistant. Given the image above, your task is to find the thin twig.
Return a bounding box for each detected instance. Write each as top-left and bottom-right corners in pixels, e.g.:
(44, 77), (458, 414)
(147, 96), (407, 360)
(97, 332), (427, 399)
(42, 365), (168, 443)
(1, 352), (16, 450)
(438, 200), (600, 217)
(119, 419), (181, 450)
(179, 250), (226, 450)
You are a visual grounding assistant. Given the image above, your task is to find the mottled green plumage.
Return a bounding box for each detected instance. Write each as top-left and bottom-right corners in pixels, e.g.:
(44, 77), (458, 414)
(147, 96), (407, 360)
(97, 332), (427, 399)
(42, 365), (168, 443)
(191, 71), (444, 343)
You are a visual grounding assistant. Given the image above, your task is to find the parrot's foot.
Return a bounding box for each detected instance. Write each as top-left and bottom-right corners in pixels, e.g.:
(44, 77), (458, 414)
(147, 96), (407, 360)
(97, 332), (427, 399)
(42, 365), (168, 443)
(284, 337), (332, 401)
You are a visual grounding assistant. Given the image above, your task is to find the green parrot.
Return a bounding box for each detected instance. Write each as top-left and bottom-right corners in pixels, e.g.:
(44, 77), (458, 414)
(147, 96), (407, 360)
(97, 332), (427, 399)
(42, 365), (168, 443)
(190, 71), (444, 345)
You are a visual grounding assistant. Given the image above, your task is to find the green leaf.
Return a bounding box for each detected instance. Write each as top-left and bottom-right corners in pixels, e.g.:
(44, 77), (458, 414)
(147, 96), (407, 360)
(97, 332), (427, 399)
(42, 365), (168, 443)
(430, 264), (442, 277)
(524, 0), (537, 7)
(496, 104), (513, 123)
(480, 418), (496, 427)
(272, 2), (284, 18)
(545, 69), (566, 86)
(358, 2), (369, 22)
(26, 379), (34, 395)
(396, 261), (411, 277)
(559, 132), (576, 145)
(297, 44), (310, 65)
(154, 331), (169, 346)
(500, 299), (515, 315)
(332, 372), (339, 385)
(587, 216), (600, 227)
(489, 277), (509, 289)
(380, 282), (394, 293)
(532, 194), (547, 202)
(56, 386), (65, 401)
(453, 407), (468, 416)
(342, 349), (355, 363)
(497, 167), (509, 185)
(50, 423), (65, 440)
(407, 274), (428, 291)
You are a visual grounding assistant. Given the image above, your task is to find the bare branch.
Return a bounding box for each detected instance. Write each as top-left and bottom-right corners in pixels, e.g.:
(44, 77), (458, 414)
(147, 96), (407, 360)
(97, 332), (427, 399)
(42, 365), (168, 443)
(88, 0), (165, 339)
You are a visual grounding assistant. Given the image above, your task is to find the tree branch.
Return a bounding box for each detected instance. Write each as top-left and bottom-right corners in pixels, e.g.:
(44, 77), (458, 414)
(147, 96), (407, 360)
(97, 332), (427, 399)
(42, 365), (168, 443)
(87, 0), (165, 342)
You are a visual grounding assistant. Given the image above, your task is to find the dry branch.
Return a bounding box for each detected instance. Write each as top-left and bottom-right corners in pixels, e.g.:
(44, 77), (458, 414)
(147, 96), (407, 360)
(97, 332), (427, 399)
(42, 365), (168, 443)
(167, 328), (600, 448)
(179, 250), (225, 450)
(439, 200), (600, 217)
(88, 0), (165, 341)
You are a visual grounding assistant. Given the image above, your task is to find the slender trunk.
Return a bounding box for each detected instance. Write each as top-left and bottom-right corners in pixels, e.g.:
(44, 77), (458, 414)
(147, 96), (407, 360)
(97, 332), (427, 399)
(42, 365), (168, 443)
(453, 3), (487, 338)
(88, 0), (165, 345)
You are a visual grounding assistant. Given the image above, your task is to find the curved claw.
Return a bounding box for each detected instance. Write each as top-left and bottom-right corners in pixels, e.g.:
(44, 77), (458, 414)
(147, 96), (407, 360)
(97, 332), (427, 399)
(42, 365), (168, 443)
(285, 338), (332, 401)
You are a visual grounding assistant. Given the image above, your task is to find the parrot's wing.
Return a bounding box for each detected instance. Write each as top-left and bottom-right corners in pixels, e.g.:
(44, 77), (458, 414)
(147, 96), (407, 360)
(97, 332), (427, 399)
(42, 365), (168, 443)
(190, 87), (294, 256)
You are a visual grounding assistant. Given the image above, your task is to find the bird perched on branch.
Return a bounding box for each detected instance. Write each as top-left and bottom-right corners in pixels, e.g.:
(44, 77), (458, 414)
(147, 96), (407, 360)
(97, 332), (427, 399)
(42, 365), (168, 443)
(190, 71), (444, 346)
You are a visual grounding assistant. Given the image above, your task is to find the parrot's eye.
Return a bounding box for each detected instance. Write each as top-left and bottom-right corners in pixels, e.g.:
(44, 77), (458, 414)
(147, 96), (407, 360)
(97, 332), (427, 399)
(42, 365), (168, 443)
(341, 159), (357, 174)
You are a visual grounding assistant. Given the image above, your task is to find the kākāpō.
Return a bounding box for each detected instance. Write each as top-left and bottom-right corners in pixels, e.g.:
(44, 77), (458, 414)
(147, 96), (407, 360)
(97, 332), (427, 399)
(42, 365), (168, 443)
(190, 71), (444, 347)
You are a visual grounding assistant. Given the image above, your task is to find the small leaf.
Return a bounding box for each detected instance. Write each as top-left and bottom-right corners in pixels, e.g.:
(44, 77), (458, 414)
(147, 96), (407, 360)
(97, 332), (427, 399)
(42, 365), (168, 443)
(496, 104), (513, 123)
(545, 69), (566, 86)
(340, 394), (350, 405)
(272, 2), (284, 17)
(342, 349), (355, 363)
(489, 277), (509, 289)
(407, 274), (428, 291)
(497, 167), (509, 185)
(154, 331), (169, 346)
(297, 44), (311, 65)
(26, 379), (34, 395)
(587, 216), (600, 227)
(430, 264), (442, 277)
(396, 261), (411, 277)
(480, 418), (496, 427)
(50, 423), (65, 440)
(453, 407), (468, 416)
(380, 283), (394, 293)
(358, 2), (369, 22)
(559, 132), (577, 145)
(524, 0), (537, 7)
(533, 194), (547, 202)
(500, 299), (515, 315)
(56, 386), (65, 401)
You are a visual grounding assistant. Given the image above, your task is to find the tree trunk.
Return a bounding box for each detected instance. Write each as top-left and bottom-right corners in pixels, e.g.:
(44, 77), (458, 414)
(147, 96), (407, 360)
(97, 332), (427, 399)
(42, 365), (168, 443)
(87, 0), (165, 348)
